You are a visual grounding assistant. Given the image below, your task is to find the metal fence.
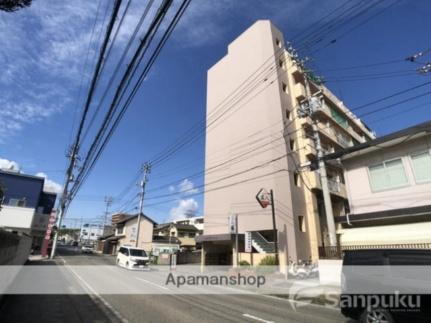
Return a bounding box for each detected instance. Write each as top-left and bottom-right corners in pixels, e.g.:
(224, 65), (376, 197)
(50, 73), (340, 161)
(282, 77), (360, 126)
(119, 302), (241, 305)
(319, 243), (431, 259)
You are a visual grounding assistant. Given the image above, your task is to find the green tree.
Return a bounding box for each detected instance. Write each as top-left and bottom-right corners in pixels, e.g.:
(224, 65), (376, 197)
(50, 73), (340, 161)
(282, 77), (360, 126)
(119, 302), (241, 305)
(0, 0), (32, 12)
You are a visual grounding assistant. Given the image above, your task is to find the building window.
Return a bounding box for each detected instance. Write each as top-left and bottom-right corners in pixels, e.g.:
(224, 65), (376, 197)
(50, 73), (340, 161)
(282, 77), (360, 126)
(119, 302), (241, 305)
(275, 38), (281, 48)
(294, 172), (300, 187)
(368, 158), (408, 191)
(8, 198), (26, 207)
(289, 139), (295, 150)
(282, 82), (288, 93)
(298, 215), (306, 232)
(278, 59), (285, 69)
(410, 151), (431, 183)
(117, 227), (124, 235)
(189, 232), (196, 237)
(178, 232), (185, 237)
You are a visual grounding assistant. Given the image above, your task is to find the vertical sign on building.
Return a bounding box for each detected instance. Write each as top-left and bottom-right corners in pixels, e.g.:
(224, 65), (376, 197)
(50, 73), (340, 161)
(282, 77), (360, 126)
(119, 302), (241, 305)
(41, 211), (57, 257)
(245, 231), (252, 253)
(228, 214), (237, 234)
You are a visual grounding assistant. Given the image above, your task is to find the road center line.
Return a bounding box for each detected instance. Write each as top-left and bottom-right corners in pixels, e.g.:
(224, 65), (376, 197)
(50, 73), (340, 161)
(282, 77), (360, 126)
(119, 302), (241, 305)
(135, 277), (169, 290)
(242, 313), (274, 323)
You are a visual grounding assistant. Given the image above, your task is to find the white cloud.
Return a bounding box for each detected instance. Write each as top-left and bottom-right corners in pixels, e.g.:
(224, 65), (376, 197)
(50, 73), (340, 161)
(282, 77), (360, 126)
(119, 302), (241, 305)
(178, 179), (199, 195)
(169, 198), (198, 221)
(168, 185), (175, 193)
(35, 172), (62, 194)
(0, 158), (20, 171)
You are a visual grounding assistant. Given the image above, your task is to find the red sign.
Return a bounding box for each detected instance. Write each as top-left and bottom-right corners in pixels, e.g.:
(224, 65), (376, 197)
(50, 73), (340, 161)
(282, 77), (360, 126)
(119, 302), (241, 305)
(41, 211), (57, 257)
(256, 188), (271, 208)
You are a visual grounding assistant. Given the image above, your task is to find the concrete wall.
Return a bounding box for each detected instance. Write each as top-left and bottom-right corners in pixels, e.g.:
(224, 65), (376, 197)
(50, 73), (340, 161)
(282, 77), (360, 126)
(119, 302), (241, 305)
(204, 20), (307, 262)
(343, 136), (431, 214)
(0, 230), (32, 265)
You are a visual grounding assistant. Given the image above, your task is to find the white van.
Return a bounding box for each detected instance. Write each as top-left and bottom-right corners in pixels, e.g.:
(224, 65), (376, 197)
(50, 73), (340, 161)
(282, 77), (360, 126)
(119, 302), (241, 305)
(116, 246), (150, 270)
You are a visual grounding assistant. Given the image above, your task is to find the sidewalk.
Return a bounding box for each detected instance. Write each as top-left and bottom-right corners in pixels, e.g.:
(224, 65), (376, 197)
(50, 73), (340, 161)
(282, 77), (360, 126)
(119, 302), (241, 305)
(0, 258), (119, 323)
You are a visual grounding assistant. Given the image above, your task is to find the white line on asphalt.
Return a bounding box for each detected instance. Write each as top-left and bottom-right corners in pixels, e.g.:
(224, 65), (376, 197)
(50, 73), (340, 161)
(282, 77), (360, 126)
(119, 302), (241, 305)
(242, 313), (274, 323)
(59, 256), (129, 323)
(135, 277), (169, 290)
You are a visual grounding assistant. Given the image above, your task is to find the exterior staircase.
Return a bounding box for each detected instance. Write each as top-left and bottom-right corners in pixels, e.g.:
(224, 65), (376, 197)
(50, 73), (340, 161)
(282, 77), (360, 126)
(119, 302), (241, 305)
(251, 231), (275, 253)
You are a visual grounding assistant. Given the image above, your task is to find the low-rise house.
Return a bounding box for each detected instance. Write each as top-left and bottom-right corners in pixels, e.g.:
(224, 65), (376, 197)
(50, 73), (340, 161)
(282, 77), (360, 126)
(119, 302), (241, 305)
(325, 121), (431, 252)
(0, 170), (57, 250)
(174, 216), (204, 235)
(115, 213), (156, 253)
(151, 235), (181, 255)
(154, 222), (199, 251)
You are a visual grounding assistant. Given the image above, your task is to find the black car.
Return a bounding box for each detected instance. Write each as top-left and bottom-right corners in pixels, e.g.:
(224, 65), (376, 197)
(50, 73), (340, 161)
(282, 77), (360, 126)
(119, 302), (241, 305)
(340, 249), (431, 323)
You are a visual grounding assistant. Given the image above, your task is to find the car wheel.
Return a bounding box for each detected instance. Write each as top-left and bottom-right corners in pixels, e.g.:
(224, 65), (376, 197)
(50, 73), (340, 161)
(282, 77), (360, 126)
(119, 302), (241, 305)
(116, 258), (120, 266)
(126, 261), (129, 269)
(361, 307), (394, 323)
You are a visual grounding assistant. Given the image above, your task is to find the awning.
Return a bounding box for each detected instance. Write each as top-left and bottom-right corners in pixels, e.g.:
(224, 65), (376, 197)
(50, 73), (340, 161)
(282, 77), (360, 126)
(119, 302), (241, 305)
(338, 222), (431, 246)
(195, 233), (244, 243)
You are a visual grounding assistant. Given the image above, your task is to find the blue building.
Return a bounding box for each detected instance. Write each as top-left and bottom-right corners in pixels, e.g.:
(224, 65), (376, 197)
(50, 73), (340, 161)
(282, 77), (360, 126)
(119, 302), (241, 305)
(0, 170), (57, 248)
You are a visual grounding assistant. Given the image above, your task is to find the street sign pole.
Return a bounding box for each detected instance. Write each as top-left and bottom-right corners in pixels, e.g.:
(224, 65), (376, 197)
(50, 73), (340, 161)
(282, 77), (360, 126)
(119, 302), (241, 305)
(256, 188), (279, 266)
(235, 214), (239, 267)
(270, 190), (279, 266)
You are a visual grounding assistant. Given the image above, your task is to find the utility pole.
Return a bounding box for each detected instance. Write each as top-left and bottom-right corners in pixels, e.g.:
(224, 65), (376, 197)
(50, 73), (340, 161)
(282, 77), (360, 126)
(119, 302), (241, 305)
(406, 49), (431, 75)
(235, 214), (239, 267)
(103, 195), (113, 235)
(50, 0), (122, 259)
(297, 60), (337, 247)
(269, 190), (279, 265)
(135, 162), (151, 248)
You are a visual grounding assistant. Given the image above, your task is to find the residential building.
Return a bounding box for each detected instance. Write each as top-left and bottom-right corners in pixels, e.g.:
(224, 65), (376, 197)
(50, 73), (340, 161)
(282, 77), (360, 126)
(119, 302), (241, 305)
(154, 222), (199, 251)
(199, 20), (375, 268)
(324, 121), (431, 249)
(115, 213), (156, 253)
(151, 235), (181, 256)
(174, 216), (204, 234)
(80, 223), (104, 243)
(0, 170), (57, 249)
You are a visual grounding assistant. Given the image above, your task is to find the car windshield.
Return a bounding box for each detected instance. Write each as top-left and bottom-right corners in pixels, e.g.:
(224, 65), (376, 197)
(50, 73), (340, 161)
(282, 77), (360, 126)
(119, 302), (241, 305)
(129, 249), (146, 257)
(84, 245), (92, 248)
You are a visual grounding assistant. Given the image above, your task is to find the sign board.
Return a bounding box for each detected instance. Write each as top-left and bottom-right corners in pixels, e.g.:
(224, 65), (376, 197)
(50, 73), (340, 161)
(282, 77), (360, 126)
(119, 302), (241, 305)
(228, 214), (237, 233)
(41, 211), (57, 257)
(256, 188), (271, 208)
(130, 226), (137, 240)
(245, 231), (252, 253)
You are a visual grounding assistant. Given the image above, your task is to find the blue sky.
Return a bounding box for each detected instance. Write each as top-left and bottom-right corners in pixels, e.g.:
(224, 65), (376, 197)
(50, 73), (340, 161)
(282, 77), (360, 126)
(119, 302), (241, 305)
(1, 0), (430, 227)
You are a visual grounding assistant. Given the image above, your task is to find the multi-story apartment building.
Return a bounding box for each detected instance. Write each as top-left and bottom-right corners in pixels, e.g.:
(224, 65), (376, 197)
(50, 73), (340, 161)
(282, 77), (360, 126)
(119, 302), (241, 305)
(198, 20), (375, 268)
(0, 170), (57, 249)
(324, 121), (431, 253)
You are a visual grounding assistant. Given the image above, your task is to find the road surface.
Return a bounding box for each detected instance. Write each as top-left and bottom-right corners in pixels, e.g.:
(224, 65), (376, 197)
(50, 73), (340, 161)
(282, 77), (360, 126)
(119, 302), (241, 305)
(55, 246), (351, 323)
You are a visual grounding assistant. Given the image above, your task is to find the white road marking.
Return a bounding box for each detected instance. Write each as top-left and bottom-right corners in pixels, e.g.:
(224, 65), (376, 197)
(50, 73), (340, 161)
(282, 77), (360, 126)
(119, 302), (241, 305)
(135, 277), (169, 290)
(59, 256), (129, 323)
(242, 313), (274, 323)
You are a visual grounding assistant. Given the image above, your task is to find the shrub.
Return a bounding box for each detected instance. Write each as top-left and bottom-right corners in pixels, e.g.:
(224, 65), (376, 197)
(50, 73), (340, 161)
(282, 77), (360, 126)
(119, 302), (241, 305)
(239, 260), (250, 267)
(259, 255), (277, 266)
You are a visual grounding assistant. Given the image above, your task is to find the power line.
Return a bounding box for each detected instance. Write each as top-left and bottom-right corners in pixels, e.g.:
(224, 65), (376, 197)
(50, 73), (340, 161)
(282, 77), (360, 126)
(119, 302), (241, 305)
(350, 80), (431, 112)
(68, 0), (182, 201)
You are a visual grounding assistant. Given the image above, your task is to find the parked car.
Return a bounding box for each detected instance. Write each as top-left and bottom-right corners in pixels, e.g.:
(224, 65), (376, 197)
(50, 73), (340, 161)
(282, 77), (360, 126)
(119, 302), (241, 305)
(340, 249), (431, 323)
(116, 246), (149, 270)
(81, 245), (94, 254)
